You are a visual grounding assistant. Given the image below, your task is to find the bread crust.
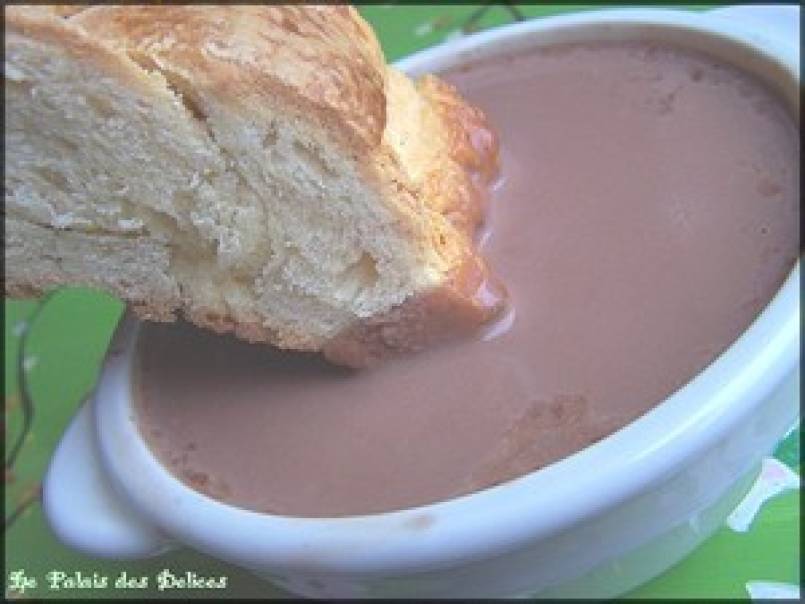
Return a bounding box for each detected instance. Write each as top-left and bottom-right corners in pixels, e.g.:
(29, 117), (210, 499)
(5, 6), (170, 97)
(73, 5), (387, 156)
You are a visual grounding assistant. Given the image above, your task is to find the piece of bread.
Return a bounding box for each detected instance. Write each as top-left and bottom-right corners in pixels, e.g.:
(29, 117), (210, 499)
(4, 5), (505, 366)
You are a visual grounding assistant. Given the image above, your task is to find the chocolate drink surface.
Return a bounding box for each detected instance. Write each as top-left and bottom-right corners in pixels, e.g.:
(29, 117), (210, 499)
(135, 41), (799, 517)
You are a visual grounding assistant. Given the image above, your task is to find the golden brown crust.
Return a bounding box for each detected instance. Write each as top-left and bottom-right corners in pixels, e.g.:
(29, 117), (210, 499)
(419, 75), (499, 182)
(5, 275), (178, 323)
(72, 5), (387, 155)
(6, 275), (314, 351)
(323, 253), (507, 368)
(183, 308), (294, 349)
(4, 282), (43, 300)
(417, 74), (500, 236)
(41, 5), (92, 19)
(4, 5), (176, 100)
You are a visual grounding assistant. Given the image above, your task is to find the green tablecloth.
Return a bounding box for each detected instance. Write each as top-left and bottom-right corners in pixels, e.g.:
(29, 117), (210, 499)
(4, 5), (800, 600)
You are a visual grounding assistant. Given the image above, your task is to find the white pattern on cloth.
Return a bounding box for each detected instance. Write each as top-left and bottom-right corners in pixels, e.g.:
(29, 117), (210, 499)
(746, 580), (801, 600)
(726, 457), (800, 533)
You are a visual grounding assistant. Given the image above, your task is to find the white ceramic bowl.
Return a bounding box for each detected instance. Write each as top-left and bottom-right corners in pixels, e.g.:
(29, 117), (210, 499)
(44, 6), (800, 599)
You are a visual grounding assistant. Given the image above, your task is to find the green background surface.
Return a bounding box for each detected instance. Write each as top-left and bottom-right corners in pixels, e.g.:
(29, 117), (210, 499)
(4, 4), (800, 600)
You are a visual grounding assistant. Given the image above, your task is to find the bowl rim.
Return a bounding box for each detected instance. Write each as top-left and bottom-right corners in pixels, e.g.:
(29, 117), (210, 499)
(92, 7), (801, 575)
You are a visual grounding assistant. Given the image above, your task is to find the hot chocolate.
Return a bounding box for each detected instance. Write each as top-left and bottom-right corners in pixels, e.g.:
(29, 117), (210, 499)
(134, 41), (799, 517)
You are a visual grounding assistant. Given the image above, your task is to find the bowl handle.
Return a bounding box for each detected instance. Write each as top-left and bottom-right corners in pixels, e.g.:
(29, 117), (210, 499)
(43, 398), (175, 558)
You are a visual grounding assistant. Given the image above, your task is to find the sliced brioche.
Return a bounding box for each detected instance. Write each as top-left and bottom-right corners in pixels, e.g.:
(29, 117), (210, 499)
(4, 5), (504, 365)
